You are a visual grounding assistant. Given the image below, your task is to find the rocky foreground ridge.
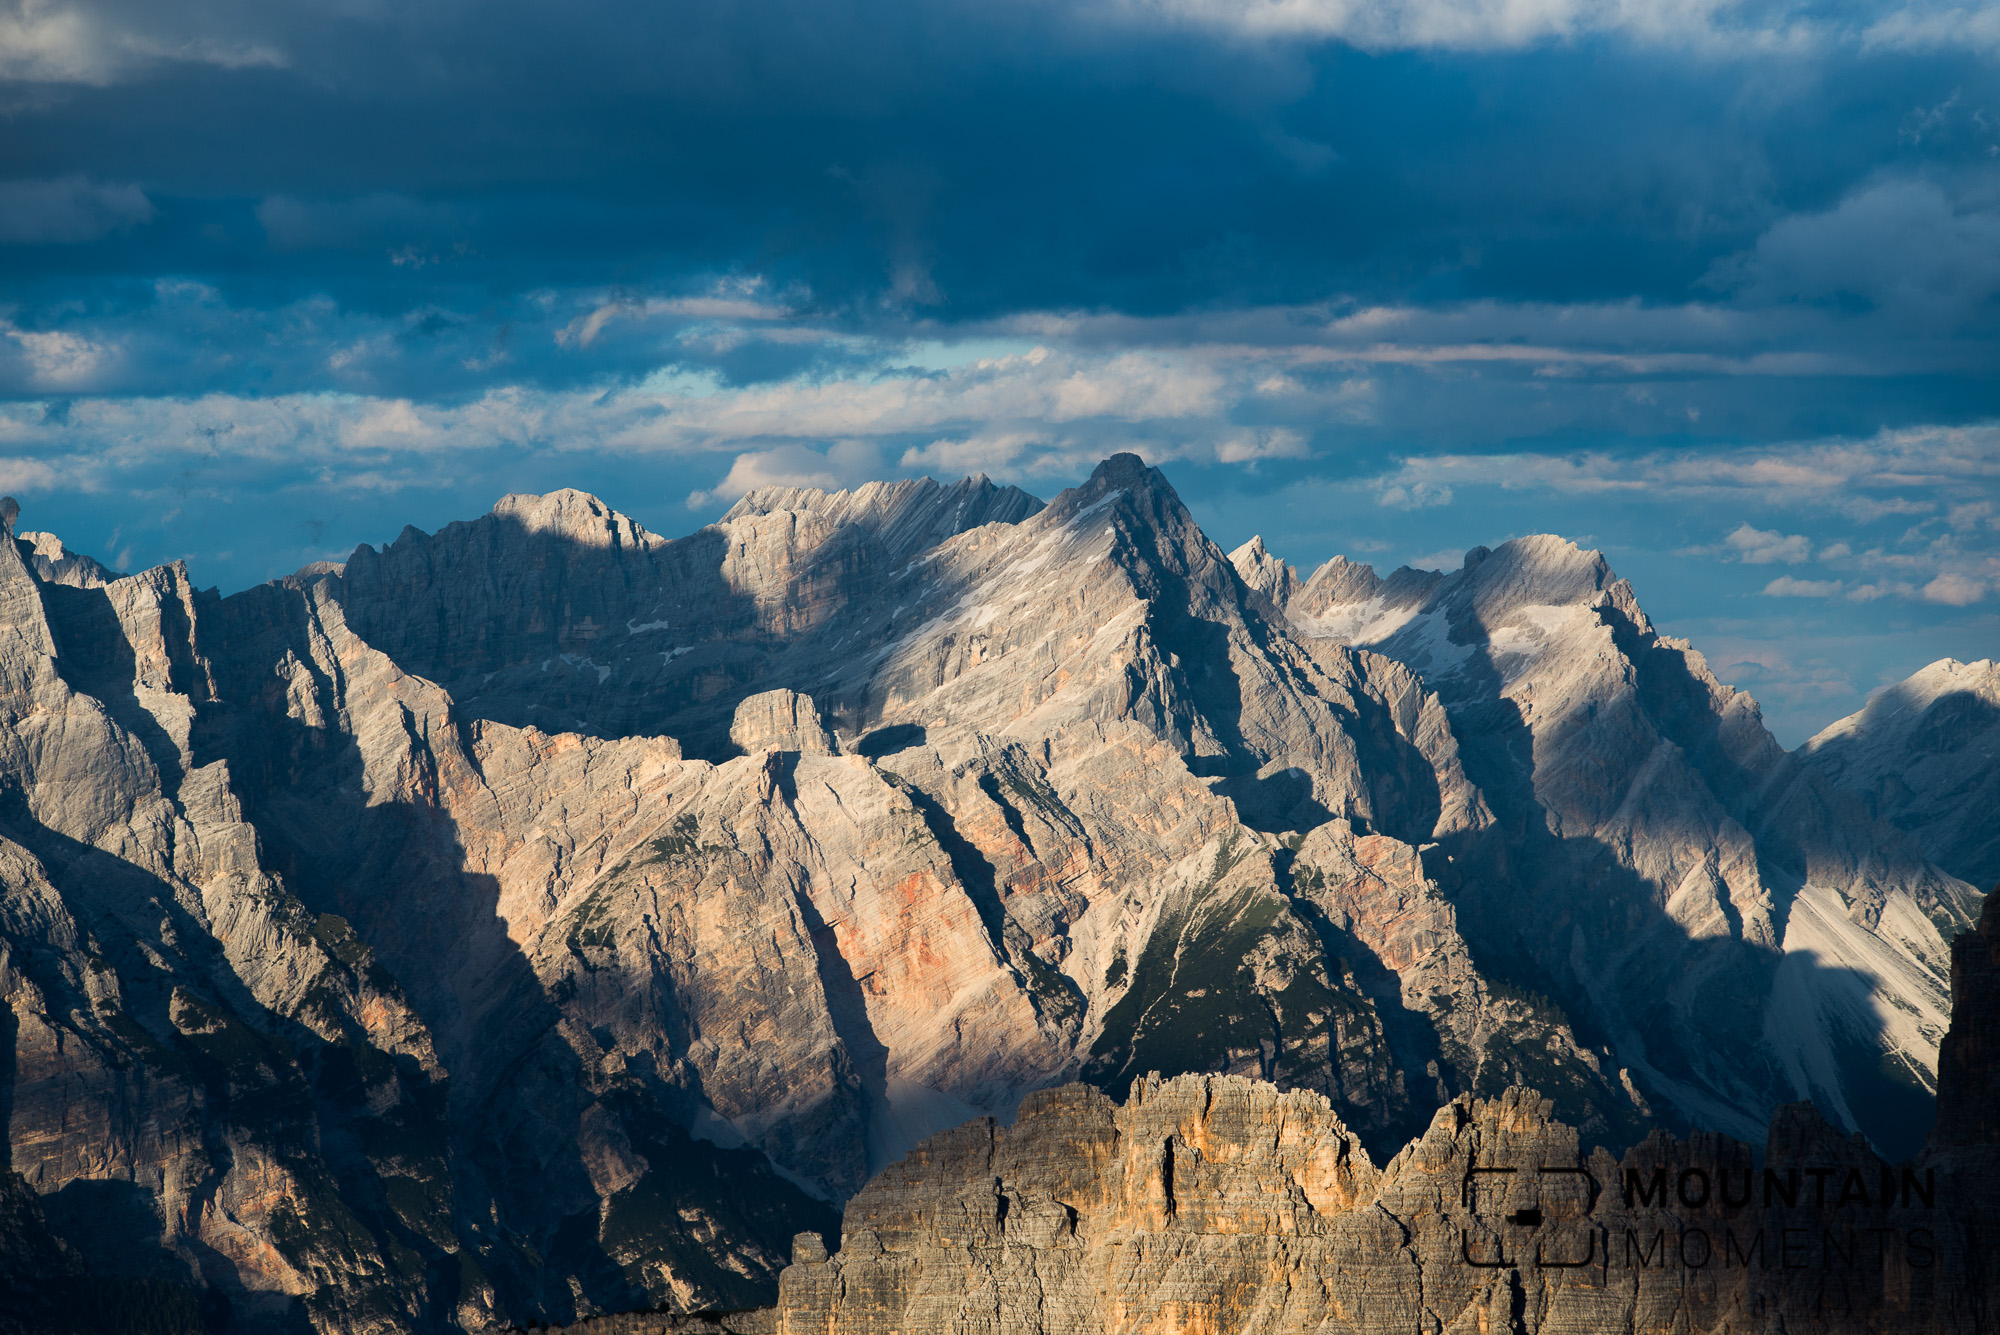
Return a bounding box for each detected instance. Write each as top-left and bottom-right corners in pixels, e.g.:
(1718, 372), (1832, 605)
(592, 888), (2000, 1335)
(0, 457), (1984, 1332)
(763, 1075), (1993, 1335)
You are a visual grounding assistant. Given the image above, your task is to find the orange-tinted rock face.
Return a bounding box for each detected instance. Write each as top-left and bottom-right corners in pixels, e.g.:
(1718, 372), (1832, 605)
(0, 454), (1984, 1333)
(774, 1072), (1998, 1335)
(767, 846), (2000, 1335)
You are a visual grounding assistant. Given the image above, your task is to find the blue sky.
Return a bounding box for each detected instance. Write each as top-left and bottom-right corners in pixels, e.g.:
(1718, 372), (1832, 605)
(2, 0), (1997, 743)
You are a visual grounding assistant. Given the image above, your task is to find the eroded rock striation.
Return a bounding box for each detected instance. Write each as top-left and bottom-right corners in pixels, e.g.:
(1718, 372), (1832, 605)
(770, 1071), (1996, 1334)
(1801, 657), (2000, 895)
(1241, 534), (1980, 1156)
(768, 886), (2000, 1333)
(0, 456), (1985, 1332)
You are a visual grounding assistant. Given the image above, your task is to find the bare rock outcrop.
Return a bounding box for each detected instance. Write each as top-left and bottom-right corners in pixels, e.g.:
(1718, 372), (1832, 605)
(1932, 892), (2000, 1149)
(1259, 533), (1981, 1158)
(770, 1071), (1993, 1334)
(15, 528), (118, 587)
(731, 690), (836, 755)
(2, 456), (1988, 1333)
(762, 820), (2000, 1334)
(1800, 657), (2000, 893)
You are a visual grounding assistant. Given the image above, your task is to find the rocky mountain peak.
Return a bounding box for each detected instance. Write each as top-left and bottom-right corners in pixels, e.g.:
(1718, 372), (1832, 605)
(1804, 656), (2000, 757)
(1225, 535), (1298, 609)
(731, 688), (837, 755)
(720, 476), (941, 522)
(1801, 656), (2000, 890)
(1258, 523), (1980, 1158)
(1287, 555), (1442, 638)
(490, 487), (667, 550)
(1027, 452), (1197, 537)
(721, 474), (1044, 558)
(1, 458), (1990, 1332)
(1089, 450), (1152, 486)
(14, 530), (118, 588)
(1438, 534), (1614, 622)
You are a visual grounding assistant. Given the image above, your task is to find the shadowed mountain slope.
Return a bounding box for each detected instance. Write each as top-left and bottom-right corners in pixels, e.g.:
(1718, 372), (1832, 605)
(764, 889), (2000, 1334)
(1801, 657), (2000, 895)
(1237, 533), (1981, 1158)
(0, 458), (1982, 1333)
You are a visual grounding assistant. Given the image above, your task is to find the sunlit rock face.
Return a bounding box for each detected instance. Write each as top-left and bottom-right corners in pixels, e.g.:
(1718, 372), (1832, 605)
(1800, 656), (2000, 896)
(1245, 533), (1981, 1159)
(772, 1069), (1999, 1335)
(0, 455), (1980, 1332)
(773, 885), (2000, 1335)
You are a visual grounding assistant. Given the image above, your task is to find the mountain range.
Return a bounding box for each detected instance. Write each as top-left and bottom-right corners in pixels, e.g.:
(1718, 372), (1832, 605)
(0, 455), (1986, 1333)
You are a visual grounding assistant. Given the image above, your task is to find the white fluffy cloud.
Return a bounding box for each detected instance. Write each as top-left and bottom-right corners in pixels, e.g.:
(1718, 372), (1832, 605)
(1724, 521), (1812, 564)
(1762, 575), (1844, 597)
(1216, 426), (1310, 463)
(0, 1), (283, 84)
(1117, 0), (1719, 48)
(554, 282), (795, 348)
(1373, 424), (2000, 513)
(0, 457), (60, 493)
(2, 323), (116, 387)
(1378, 480), (1453, 509)
(1923, 571), (1989, 605)
(684, 441), (886, 508)
(1104, 0), (2000, 52)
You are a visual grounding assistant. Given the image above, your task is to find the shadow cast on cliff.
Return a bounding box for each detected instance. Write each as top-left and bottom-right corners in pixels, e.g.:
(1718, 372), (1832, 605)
(195, 578), (648, 1324)
(1416, 613), (1933, 1161)
(0, 776), (455, 1332)
(41, 581), (200, 791)
(334, 515), (876, 764)
(198, 577), (836, 1322)
(134, 483), (1949, 1301)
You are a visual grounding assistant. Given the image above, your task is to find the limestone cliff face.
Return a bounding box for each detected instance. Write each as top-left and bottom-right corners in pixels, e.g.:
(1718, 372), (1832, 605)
(1245, 534), (1981, 1158)
(332, 476), (1043, 754)
(0, 521), (835, 1333)
(767, 825), (2000, 1335)
(773, 1071), (1994, 1335)
(1801, 657), (2000, 894)
(0, 520), (468, 1334)
(1932, 892), (2000, 1149)
(0, 456), (1984, 1332)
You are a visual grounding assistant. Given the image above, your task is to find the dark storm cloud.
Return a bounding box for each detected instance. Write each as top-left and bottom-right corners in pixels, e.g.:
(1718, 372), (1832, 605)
(3, 0), (1999, 736)
(4, 0), (1989, 319)
(0, 176), (151, 243)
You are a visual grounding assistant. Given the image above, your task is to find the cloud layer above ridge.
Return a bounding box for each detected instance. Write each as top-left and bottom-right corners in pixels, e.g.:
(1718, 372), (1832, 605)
(2, 0), (1998, 742)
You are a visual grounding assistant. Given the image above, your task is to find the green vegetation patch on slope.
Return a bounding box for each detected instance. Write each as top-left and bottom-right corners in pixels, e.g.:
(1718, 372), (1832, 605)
(592, 1089), (841, 1313)
(1085, 840), (1333, 1093)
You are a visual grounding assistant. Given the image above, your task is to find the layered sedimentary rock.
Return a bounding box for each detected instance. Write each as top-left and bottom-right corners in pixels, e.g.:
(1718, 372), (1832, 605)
(1932, 894), (2000, 1148)
(771, 1073), (1994, 1335)
(765, 888), (2000, 1333)
(1801, 658), (2000, 894)
(0, 456), (1984, 1332)
(1241, 535), (1980, 1156)
(0, 530), (486, 1333)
